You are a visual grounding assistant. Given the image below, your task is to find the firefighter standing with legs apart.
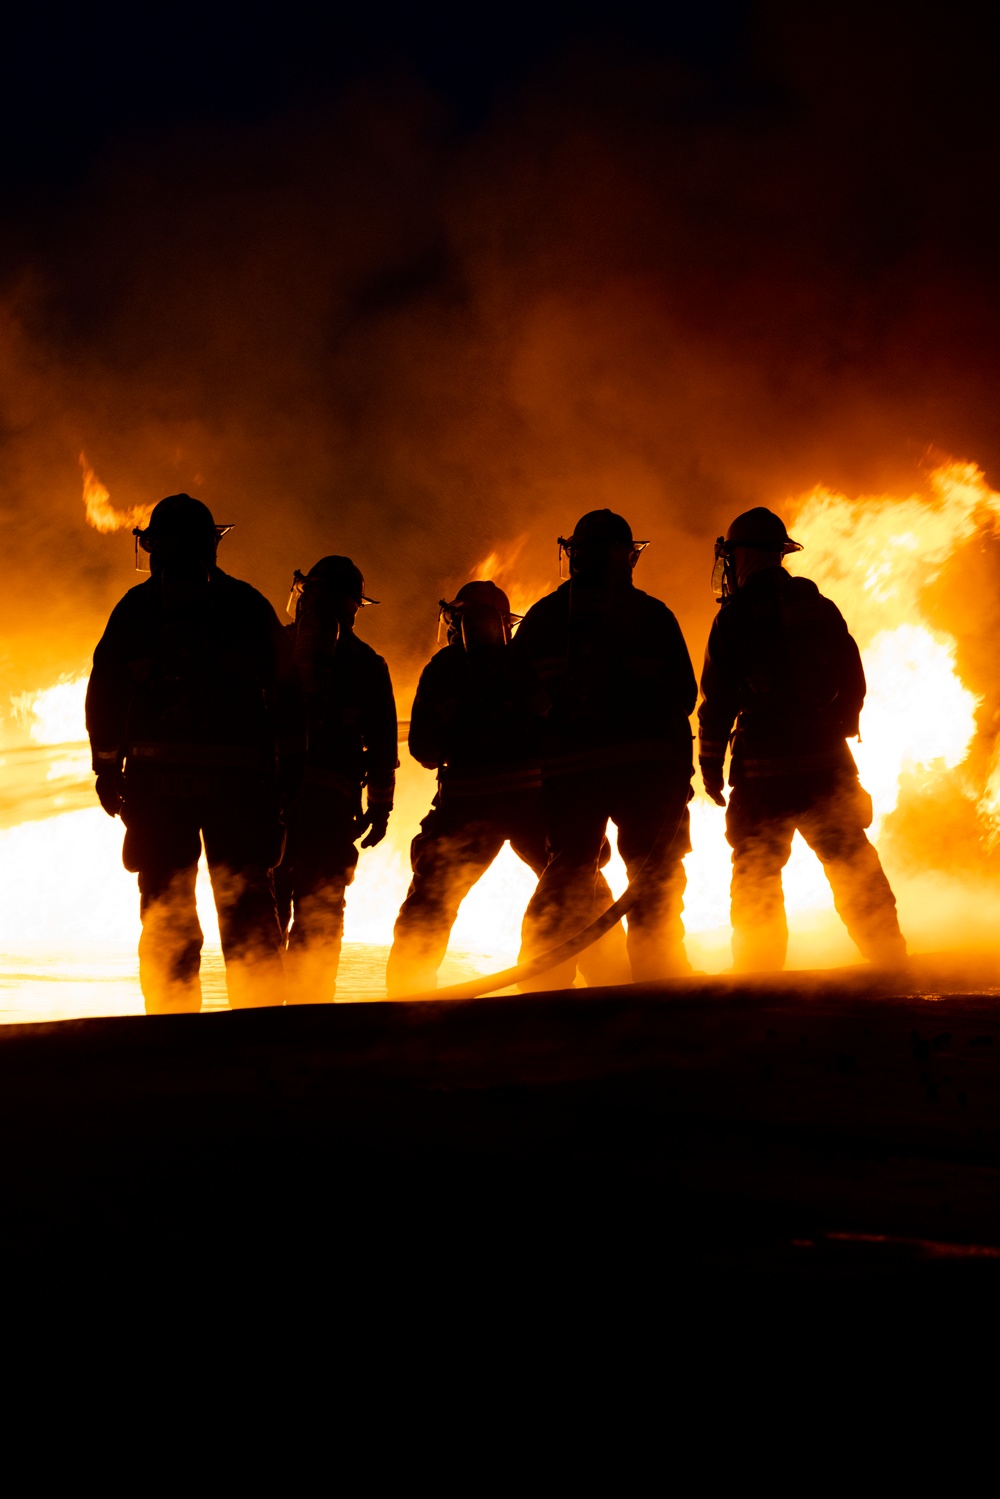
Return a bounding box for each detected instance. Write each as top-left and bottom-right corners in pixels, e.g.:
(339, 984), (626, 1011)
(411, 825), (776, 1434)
(386, 581), (628, 995)
(86, 494), (295, 1012)
(517, 511), (698, 988)
(698, 507), (907, 971)
(276, 556), (397, 1002)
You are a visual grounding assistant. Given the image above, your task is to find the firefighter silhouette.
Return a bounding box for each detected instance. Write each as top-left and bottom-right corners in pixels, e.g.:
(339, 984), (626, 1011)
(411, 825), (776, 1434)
(275, 556), (397, 1002)
(386, 580), (629, 995)
(516, 511), (698, 987)
(86, 494), (294, 1012)
(699, 507), (907, 970)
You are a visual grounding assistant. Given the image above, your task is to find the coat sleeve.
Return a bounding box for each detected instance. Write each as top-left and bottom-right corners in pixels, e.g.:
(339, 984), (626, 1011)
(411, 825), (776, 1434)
(508, 598), (562, 719)
(85, 600), (134, 774)
(362, 655), (399, 806)
(509, 603), (541, 663)
(662, 608), (698, 717)
(838, 622), (866, 738)
(407, 658), (448, 771)
(697, 611), (741, 773)
(261, 604), (306, 767)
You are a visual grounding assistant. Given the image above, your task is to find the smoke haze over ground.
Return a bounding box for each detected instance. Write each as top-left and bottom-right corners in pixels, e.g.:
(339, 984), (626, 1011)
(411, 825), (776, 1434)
(3, 0), (1000, 724)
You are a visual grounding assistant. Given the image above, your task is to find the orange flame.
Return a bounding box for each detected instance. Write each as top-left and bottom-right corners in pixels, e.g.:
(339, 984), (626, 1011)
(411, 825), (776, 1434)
(80, 452), (153, 534)
(5, 456), (1000, 1021)
(785, 461), (994, 834)
(471, 535), (549, 619)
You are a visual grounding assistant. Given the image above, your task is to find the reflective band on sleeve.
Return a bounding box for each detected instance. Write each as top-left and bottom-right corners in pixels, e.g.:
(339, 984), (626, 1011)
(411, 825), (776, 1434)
(698, 739), (727, 762)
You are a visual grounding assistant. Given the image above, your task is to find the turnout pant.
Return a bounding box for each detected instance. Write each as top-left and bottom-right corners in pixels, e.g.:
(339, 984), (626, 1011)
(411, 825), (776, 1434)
(725, 771), (906, 971)
(122, 773), (285, 1014)
(520, 759), (693, 989)
(275, 785), (360, 1004)
(386, 789), (628, 996)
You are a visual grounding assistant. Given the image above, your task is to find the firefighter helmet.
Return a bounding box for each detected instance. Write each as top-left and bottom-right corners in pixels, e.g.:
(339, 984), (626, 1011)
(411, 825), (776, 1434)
(286, 556), (378, 619)
(438, 580), (520, 649)
(712, 508), (802, 600)
(133, 494), (232, 572)
(557, 510), (649, 576)
(724, 508), (802, 554)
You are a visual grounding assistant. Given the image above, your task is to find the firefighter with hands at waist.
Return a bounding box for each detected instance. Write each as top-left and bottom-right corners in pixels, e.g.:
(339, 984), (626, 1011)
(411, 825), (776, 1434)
(86, 493), (296, 1012)
(276, 555), (397, 1003)
(699, 506), (907, 971)
(386, 580), (629, 996)
(516, 510), (698, 988)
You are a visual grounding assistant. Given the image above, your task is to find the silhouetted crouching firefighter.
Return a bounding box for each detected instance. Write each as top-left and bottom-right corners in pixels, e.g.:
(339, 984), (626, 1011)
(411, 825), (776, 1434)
(517, 511), (698, 987)
(86, 495), (294, 1012)
(699, 507), (907, 971)
(275, 557), (397, 1002)
(386, 581), (628, 995)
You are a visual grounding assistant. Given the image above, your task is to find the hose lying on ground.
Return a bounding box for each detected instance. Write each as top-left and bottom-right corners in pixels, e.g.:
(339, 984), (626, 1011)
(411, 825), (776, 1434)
(398, 782), (692, 1001)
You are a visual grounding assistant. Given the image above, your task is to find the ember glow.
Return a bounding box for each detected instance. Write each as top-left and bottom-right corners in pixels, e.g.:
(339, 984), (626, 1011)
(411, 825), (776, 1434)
(2, 457), (1000, 1017)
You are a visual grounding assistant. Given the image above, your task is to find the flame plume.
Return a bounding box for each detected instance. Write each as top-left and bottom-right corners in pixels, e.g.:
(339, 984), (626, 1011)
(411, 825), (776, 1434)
(80, 452), (152, 534)
(786, 460), (996, 835)
(471, 536), (549, 620)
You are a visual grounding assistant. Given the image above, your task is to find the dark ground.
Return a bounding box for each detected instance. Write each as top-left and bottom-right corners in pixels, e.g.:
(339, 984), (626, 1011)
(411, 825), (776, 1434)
(10, 975), (992, 1475)
(3, 958), (998, 1309)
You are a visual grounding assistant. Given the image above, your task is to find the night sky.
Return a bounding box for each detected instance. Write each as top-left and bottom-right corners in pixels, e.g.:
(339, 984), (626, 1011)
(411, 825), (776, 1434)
(2, 0), (1000, 698)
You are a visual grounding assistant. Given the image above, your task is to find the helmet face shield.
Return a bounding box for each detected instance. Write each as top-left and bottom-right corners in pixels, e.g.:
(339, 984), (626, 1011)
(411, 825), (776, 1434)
(286, 570), (307, 619)
(713, 521), (801, 600)
(461, 603), (511, 650)
(438, 597), (521, 648)
(288, 564), (378, 621)
(558, 535), (648, 579)
(712, 537), (734, 601)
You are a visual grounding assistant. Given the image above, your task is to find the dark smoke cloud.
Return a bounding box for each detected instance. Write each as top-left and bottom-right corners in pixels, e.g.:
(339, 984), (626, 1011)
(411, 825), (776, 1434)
(2, 0), (1000, 715)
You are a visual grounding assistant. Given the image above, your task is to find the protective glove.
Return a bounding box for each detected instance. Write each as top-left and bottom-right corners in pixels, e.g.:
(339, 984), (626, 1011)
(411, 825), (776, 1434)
(355, 804), (391, 849)
(95, 769), (124, 819)
(700, 762), (727, 808)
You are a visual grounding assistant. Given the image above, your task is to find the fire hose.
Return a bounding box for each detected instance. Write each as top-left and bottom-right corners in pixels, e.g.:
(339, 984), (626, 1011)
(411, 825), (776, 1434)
(399, 782), (692, 1001)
